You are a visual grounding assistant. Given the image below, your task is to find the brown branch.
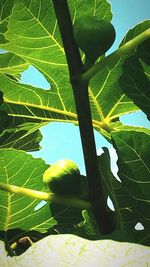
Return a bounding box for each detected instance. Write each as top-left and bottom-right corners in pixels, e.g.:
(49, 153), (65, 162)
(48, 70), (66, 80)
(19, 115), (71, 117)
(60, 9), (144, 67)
(52, 0), (115, 233)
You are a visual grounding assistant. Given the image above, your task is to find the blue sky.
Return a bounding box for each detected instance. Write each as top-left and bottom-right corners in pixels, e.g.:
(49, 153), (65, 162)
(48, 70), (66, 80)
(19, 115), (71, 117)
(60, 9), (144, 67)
(1, 1), (150, 175)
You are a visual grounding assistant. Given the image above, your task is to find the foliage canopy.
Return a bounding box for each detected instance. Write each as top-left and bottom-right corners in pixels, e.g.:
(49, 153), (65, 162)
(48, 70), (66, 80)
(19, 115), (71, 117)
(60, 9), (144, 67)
(0, 0), (150, 265)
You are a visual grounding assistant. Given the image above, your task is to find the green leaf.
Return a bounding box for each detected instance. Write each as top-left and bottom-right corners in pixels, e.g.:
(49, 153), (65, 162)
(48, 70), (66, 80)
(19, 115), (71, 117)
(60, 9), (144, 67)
(97, 148), (120, 221)
(0, 149), (55, 236)
(0, 90), (3, 105)
(0, 73), (77, 125)
(69, 0), (113, 22)
(89, 60), (138, 124)
(112, 130), (150, 202)
(0, 0), (14, 44)
(0, 71), (77, 150)
(97, 146), (150, 245)
(98, 148), (136, 234)
(119, 21), (150, 119)
(0, 53), (29, 75)
(0, 123), (43, 151)
(0, 76), (46, 151)
(0, 234), (150, 266)
(114, 125), (150, 135)
(111, 129), (150, 244)
(0, 0), (14, 22)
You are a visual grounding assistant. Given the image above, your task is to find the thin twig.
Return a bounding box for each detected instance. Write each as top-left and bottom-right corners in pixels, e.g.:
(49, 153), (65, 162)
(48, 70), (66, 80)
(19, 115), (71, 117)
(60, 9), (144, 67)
(0, 182), (91, 209)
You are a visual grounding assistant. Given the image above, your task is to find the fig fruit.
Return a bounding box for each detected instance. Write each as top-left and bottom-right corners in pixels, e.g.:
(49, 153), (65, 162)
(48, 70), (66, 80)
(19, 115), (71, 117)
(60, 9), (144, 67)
(43, 159), (81, 196)
(74, 16), (116, 67)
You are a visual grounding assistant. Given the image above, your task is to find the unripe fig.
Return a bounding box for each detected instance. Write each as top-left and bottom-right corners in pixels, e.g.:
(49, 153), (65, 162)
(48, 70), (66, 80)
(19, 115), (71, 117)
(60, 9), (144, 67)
(73, 16), (116, 67)
(43, 159), (81, 196)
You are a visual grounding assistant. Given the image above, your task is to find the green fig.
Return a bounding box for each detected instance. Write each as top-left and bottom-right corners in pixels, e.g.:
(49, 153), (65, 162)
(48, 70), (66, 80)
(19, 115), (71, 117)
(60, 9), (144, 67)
(43, 159), (81, 196)
(74, 16), (116, 67)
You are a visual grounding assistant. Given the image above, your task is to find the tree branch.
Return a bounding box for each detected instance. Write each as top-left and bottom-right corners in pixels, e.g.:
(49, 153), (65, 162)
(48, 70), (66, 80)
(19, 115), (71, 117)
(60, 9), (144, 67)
(52, 0), (115, 233)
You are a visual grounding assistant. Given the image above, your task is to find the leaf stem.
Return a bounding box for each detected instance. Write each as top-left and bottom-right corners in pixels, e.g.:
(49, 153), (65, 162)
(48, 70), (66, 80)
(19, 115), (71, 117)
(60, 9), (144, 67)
(82, 28), (150, 82)
(0, 182), (91, 209)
